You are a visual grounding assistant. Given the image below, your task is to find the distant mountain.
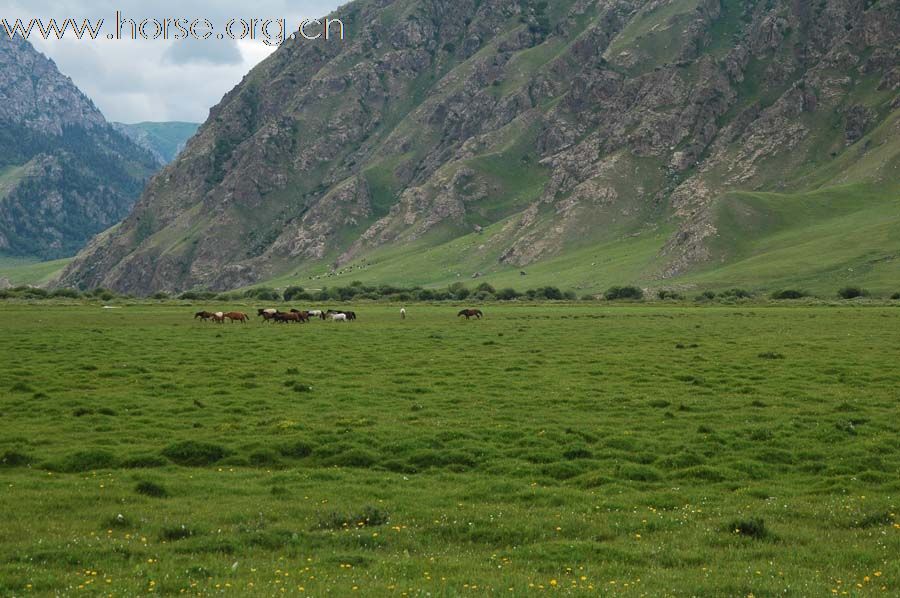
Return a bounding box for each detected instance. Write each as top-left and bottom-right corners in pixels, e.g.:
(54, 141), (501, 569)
(112, 122), (200, 165)
(0, 36), (160, 260)
(60, 0), (900, 295)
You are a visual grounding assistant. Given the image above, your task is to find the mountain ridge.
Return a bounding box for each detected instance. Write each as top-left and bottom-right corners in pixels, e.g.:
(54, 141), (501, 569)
(0, 37), (160, 259)
(59, 0), (900, 294)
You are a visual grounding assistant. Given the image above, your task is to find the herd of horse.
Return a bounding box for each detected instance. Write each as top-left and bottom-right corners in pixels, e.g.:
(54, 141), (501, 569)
(193, 308), (485, 323)
(193, 308), (358, 323)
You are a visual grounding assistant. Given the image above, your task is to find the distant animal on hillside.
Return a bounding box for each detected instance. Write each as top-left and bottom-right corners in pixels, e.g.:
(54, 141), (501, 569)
(224, 312), (249, 323)
(458, 309), (483, 320)
(400, 308), (406, 320)
(194, 311), (215, 321)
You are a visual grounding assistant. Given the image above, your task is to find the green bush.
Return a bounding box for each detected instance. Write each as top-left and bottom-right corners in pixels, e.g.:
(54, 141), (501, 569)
(283, 286), (312, 302)
(496, 288), (521, 301)
(719, 288), (752, 299)
(50, 288), (81, 299)
(604, 286), (644, 301)
(771, 289), (808, 300)
(475, 282), (496, 295)
(891, 293), (900, 300)
(179, 290), (217, 300)
(658, 290), (684, 300)
(837, 286), (868, 300)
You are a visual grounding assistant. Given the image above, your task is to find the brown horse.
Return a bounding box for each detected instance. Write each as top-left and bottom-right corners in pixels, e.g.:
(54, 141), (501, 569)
(225, 312), (249, 323)
(290, 309), (311, 323)
(194, 311), (215, 321)
(274, 311), (304, 323)
(258, 308), (277, 322)
(458, 309), (484, 320)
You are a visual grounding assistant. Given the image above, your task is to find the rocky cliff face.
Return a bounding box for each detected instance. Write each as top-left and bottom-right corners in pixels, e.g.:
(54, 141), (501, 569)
(0, 37), (159, 259)
(60, 0), (900, 293)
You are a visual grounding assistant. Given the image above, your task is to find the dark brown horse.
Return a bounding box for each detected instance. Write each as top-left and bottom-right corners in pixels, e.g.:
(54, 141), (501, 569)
(458, 309), (484, 320)
(194, 311), (215, 321)
(224, 312), (249, 323)
(258, 308), (277, 322)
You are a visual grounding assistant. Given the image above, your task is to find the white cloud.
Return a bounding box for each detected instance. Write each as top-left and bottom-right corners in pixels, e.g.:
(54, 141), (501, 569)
(2, 0), (343, 122)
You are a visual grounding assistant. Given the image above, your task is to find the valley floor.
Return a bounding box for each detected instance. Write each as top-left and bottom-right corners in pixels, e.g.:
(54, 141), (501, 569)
(1, 304), (899, 595)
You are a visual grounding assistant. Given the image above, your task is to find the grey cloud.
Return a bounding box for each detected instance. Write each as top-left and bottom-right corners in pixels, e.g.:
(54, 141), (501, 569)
(162, 38), (242, 66)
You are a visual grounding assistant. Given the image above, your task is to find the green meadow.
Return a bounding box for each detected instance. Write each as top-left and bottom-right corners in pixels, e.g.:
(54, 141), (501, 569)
(1, 303), (899, 596)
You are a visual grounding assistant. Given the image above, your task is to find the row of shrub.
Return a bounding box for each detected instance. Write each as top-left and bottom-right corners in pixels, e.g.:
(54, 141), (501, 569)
(3, 282), (899, 303)
(0, 286), (117, 301)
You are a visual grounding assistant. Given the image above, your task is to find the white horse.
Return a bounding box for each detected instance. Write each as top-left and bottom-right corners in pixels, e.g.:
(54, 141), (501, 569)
(331, 313), (348, 322)
(308, 310), (323, 317)
(400, 308), (406, 320)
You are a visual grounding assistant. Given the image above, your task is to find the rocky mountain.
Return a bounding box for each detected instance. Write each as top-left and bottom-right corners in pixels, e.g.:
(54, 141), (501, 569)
(0, 37), (159, 259)
(60, 0), (900, 294)
(112, 122), (200, 165)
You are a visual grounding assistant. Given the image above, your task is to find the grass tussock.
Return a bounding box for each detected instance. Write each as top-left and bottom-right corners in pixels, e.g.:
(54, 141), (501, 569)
(162, 441), (229, 466)
(135, 480), (169, 498)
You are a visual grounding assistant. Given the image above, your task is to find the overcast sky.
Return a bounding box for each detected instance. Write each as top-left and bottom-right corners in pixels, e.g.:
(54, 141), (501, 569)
(2, 0), (343, 123)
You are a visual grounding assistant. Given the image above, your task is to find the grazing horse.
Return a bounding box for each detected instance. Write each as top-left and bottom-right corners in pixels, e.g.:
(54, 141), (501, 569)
(290, 309), (311, 323)
(400, 308), (406, 320)
(225, 311), (249, 323)
(194, 311), (215, 321)
(211, 312), (227, 323)
(330, 313), (348, 322)
(458, 309), (484, 320)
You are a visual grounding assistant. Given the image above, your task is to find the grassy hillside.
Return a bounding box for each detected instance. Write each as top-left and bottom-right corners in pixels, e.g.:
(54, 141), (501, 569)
(2, 304), (899, 594)
(60, 0), (900, 295)
(0, 256), (70, 286)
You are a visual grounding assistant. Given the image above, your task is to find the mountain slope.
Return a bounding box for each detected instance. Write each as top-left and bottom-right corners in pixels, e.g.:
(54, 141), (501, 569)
(112, 122), (200, 165)
(0, 37), (160, 259)
(60, 0), (900, 294)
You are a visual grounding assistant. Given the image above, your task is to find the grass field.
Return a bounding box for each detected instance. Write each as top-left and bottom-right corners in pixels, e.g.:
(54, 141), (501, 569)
(1, 303), (899, 596)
